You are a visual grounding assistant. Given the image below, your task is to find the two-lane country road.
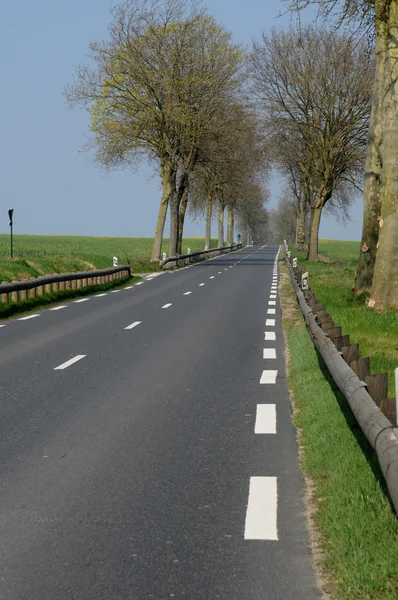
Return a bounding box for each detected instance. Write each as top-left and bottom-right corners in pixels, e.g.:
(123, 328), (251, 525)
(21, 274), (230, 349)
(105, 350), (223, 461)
(0, 245), (321, 600)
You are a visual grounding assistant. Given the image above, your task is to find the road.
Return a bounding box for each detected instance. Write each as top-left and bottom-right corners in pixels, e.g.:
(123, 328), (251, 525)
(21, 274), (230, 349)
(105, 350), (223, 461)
(0, 245), (320, 600)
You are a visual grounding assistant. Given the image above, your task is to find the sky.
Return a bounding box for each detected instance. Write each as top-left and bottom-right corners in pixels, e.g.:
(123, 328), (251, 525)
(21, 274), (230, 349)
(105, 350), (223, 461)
(0, 0), (363, 241)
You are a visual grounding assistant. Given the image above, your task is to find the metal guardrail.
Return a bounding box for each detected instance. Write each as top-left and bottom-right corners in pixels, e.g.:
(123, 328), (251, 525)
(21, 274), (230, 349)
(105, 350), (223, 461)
(160, 244), (242, 269)
(0, 265), (131, 304)
(283, 242), (398, 514)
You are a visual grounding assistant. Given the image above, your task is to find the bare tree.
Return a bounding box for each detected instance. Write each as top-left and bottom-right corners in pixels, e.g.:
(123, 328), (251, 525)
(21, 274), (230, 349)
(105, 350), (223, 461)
(249, 26), (372, 260)
(283, 1), (398, 309)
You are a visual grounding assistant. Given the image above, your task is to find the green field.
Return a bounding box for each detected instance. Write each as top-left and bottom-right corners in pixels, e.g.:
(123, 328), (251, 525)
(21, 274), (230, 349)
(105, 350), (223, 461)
(0, 234), (218, 282)
(293, 239), (398, 398)
(318, 238), (360, 266)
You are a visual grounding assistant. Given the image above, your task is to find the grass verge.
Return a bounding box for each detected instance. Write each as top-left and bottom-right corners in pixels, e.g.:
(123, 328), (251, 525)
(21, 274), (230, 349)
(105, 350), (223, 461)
(0, 235), (219, 282)
(294, 240), (398, 398)
(280, 264), (398, 600)
(0, 275), (140, 321)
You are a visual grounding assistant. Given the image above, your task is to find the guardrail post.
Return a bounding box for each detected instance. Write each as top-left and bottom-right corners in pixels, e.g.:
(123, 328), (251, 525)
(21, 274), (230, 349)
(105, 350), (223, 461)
(301, 272), (309, 290)
(396, 368), (398, 426)
(29, 286), (36, 299)
(1, 284), (8, 304)
(11, 283), (18, 303)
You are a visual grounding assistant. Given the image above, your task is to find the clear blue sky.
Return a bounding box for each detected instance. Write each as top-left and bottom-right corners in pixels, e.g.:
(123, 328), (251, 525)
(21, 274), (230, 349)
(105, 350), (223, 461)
(0, 0), (362, 240)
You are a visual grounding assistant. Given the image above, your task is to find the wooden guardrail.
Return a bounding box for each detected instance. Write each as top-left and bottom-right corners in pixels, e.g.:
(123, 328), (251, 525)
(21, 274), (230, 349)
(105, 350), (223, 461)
(160, 244), (242, 269)
(283, 241), (398, 513)
(0, 265), (131, 305)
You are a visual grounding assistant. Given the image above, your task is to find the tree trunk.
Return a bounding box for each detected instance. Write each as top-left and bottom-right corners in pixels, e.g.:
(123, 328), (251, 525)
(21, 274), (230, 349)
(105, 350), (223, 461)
(227, 206), (234, 246)
(306, 209), (314, 260)
(308, 205), (323, 261)
(168, 173), (188, 258)
(218, 200), (225, 248)
(205, 192), (212, 250)
(355, 19), (386, 294)
(168, 192), (179, 258)
(296, 203), (306, 251)
(177, 183), (189, 255)
(151, 162), (173, 262)
(370, 4), (398, 308)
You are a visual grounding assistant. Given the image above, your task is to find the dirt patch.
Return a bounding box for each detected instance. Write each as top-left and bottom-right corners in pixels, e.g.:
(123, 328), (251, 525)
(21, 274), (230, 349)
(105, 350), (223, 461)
(318, 254), (332, 263)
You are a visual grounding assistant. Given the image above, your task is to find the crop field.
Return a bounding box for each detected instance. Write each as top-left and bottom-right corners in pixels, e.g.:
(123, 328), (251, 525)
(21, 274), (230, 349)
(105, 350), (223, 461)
(0, 234), (218, 282)
(318, 239), (360, 266)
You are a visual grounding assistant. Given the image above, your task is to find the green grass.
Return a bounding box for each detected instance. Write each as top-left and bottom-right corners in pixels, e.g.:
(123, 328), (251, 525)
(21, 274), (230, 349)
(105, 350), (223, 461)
(294, 240), (398, 398)
(281, 271), (398, 599)
(0, 234), (218, 282)
(318, 238), (361, 266)
(0, 275), (139, 321)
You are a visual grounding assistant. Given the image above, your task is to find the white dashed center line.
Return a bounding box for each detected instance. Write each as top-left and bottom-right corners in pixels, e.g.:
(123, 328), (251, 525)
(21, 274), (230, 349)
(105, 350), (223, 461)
(244, 477), (278, 540)
(183, 292), (192, 295)
(209, 276), (215, 279)
(54, 355), (86, 371)
(124, 321), (142, 330)
(260, 370), (278, 384)
(161, 303), (172, 309)
(199, 283), (205, 287)
(254, 404), (277, 434)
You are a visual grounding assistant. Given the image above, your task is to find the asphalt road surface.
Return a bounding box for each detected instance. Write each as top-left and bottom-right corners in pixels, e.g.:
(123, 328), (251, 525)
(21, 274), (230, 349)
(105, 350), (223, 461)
(0, 245), (321, 600)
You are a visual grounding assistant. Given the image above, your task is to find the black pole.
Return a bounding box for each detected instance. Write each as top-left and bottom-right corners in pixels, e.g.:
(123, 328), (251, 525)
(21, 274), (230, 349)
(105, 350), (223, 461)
(8, 209), (14, 259)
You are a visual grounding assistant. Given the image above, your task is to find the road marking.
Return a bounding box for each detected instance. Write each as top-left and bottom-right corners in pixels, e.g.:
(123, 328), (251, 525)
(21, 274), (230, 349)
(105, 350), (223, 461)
(135, 282), (144, 286)
(0, 324), (6, 328)
(147, 278), (154, 281)
(244, 477), (278, 540)
(270, 294), (277, 299)
(199, 283), (205, 286)
(161, 303), (172, 308)
(265, 319), (275, 327)
(50, 305), (67, 311)
(268, 300), (276, 305)
(111, 290), (121, 293)
(209, 276), (215, 279)
(95, 293), (108, 297)
(54, 355), (86, 370)
(260, 370), (278, 384)
(263, 348), (276, 359)
(125, 321), (142, 330)
(218, 271), (222, 274)
(255, 404), (276, 434)
(183, 292), (192, 295)
(124, 286), (133, 290)
(74, 298), (89, 303)
(18, 314), (40, 321)
(267, 308), (276, 314)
